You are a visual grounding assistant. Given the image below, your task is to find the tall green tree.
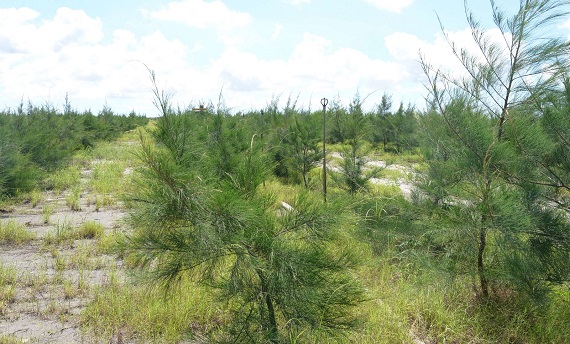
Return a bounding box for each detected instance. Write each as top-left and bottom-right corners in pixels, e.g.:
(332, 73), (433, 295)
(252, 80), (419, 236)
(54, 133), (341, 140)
(369, 93), (393, 150)
(333, 94), (382, 196)
(328, 97), (348, 144)
(124, 136), (364, 343)
(121, 73), (364, 342)
(283, 114), (322, 188)
(420, 0), (570, 299)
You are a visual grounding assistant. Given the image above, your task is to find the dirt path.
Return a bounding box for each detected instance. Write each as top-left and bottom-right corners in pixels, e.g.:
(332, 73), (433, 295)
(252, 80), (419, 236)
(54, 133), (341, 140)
(0, 147), (131, 343)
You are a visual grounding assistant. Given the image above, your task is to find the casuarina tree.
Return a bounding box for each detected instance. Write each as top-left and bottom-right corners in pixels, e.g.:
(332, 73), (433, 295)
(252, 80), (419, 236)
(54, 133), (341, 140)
(420, 0), (570, 299)
(120, 73), (364, 342)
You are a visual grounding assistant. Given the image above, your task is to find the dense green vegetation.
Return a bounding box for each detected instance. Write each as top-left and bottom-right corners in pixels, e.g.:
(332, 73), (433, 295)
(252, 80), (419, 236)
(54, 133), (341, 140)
(1, 0), (569, 343)
(0, 100), (148, 198)
(419, 0), (570, 301)
(115, 1), (569, 342)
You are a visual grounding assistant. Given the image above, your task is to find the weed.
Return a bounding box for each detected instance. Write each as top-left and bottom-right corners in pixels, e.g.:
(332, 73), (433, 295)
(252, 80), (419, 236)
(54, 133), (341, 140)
(69, 247), (90, 270)
(77, 270), (90, 294)
(0, 335), (26, 344)
(46, 165), (81, 195)
(369, 183), (403, 198)
(41, 300), (59, 318)
(77, 221), (104, 240)
(90, 161), (126, 195)
(0, 220), (35, 245)
(97, 230), (123, 254)
(95, 194), (115, 211)
(42, 203), (53, 224)
(44, 218), (74, 245)
(0, 265), (17, 313)
(91, 141), (135, 162)
(52, 271), (64, 285)
(63, 279), (79, 300)
(53, 251), (66, 272)
(82, 279), (225, 343)
(66, 187), (82, 211)
(0, 264), (17, 286)
(28, 189), (43, 208)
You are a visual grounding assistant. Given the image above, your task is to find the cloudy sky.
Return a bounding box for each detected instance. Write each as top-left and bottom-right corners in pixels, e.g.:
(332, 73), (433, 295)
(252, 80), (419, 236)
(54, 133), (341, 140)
(0, 0), (568, 116)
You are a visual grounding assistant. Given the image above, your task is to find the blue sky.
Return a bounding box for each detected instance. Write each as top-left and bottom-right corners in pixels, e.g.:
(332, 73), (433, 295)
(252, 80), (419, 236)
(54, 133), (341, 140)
(0, 0), (567, 115)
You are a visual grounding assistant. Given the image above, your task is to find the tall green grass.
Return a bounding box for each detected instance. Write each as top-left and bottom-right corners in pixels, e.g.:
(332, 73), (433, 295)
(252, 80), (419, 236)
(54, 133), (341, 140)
(82, 278), (226, 343)
(45, 165), (81, 195)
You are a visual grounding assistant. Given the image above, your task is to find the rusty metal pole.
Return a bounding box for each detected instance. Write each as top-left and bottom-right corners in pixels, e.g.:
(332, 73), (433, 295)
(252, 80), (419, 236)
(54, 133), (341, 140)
(321, 98), (329, 202)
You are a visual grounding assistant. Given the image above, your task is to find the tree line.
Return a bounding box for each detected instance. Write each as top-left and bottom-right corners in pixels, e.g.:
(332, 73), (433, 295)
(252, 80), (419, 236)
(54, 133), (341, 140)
(0, 100), (148, 197)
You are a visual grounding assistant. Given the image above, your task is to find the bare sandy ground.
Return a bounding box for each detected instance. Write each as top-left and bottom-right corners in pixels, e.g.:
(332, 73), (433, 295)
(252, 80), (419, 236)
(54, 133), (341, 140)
(0, 173), (128, 343)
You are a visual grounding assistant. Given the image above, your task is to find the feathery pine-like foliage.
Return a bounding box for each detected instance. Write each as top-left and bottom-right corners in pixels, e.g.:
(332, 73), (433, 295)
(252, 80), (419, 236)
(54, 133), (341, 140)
(0, 101), (147, 198)
(125, 140), (364, 343)
(332, 141), (382, 196)
(420, 0), (570, 300)
(281, 113), (322, 188)
(122, 73), (364, 342)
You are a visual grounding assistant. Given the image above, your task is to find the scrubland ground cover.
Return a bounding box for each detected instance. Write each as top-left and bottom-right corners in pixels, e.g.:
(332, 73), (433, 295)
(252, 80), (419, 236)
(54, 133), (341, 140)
(1, 1), (570, 343)
(0, 113), (568, 343)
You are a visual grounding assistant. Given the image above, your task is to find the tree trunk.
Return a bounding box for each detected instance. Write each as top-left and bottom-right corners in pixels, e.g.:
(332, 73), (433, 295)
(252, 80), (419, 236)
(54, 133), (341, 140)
(257, 269), (278, 343)
(478, 225), (489, 298)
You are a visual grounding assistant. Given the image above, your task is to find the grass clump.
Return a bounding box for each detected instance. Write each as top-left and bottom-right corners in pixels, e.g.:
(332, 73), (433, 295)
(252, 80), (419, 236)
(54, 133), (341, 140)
(81, 279), (225, 343)
(95, 194), (115, 211)
(45, 220), (105, 246)
(43, 219), (74, 245)
(90, 161), (126, 195)
(42, 203), (53, 224)
(0, 335), (26, 344)
(0, 264), (18, 315)
(65, 186), (82, 211)
(18, 189), (43, 208)
(89, 161), (127, 210)
(89, 141), (135, 162)
(97, 230), (124, 254)
(0, 220), (35, 245)
(45, 165), (81, 195)
(77, 221), (104, 239)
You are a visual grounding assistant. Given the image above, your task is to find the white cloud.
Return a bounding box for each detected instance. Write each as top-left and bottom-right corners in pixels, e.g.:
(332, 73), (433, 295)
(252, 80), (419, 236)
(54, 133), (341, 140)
(203, 33), (411, 111)
(0, 6), (429, 115)
(0, 7), (102, 54)
(142, 0), (251, 31)
(42, 8), (103, 51)
(0, 8), (39, 53)
(363, 0), (414, 13)
(384, 26), (514, 101)
(0, 7), (194, 114)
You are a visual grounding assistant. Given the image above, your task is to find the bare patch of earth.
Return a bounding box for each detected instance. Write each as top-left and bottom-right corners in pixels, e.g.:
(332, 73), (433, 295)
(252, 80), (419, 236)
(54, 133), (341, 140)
(325, 152), (417, 198)
(0, 170), (128, 343)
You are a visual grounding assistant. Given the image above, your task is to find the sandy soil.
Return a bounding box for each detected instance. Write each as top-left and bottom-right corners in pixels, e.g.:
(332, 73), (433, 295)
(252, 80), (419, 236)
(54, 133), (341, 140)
(0, 172), (128, 343)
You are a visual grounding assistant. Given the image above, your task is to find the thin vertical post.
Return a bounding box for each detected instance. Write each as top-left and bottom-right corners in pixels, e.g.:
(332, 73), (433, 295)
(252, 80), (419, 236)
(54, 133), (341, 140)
(321, 98), (329, 202)
(260, 110), (264, 140)
(261, 109), (265, 187)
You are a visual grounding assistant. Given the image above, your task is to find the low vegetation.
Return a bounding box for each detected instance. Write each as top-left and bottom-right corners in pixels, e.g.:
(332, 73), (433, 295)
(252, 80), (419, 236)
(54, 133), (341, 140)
(0, 220), (35, 245)
(0, 1), (569, 343)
